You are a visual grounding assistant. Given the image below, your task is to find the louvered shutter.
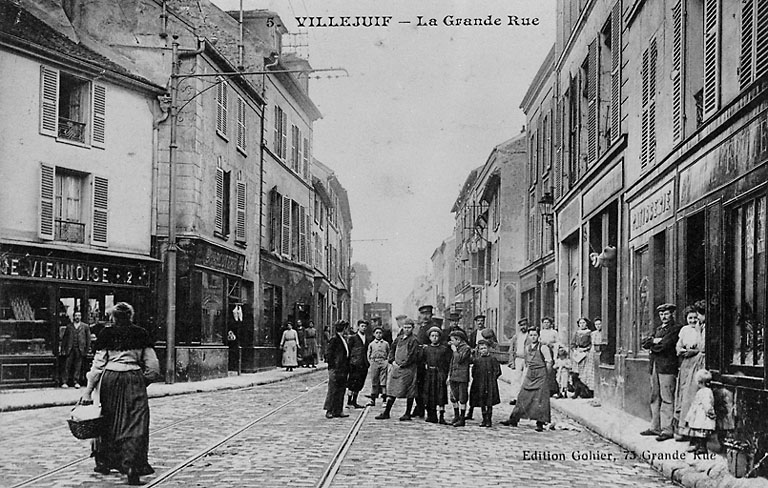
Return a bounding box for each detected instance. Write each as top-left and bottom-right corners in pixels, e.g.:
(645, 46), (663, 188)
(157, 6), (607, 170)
(281, 196), (291, 257)
(299, 205), (307, 263)
(235, 180), (247, 243)
(587, 39), (598, 165)
(703, 0), (720, 118)
(610, 2), (621, 142)
(756, 1), (768, 82)
(237, 97), (246, 152)
(281, 111), (288, 160)
(91, 176), (108, 246)
(216, 80), (228, 136)
(554, 97), (563, 200)
(740, 0), (755, 88)
(273, 106), (280, 155)
(39, 163), (55, 240)
(291, 126), (299, 172)
(302, 137), (310, 179)
(40, 66), (59, 137)
(648, 40), (657, 164)
(215, 167), (224, 235)
(270, 189), (282, 253)
(671, 0), (684, 143)
(92, 83), (106, 148)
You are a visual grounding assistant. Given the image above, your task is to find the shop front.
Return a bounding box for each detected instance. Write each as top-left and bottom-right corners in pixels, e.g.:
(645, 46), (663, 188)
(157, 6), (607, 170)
(0, 244), (155, 388)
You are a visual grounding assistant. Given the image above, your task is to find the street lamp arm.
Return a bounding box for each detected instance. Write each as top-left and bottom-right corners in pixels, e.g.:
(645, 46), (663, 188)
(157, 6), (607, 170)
(176, 77), (224, 113)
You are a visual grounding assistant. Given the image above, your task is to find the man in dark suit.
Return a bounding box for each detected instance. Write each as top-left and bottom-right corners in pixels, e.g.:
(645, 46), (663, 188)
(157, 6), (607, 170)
(346, 320), (370, 408)
(640, 303), (682, 441)
(324, 321), (351, 418)
(60, 311), (91, 388)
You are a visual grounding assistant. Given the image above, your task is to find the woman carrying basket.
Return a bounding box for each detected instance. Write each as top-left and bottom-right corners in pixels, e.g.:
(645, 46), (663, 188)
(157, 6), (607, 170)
(80, 302), (160, 485)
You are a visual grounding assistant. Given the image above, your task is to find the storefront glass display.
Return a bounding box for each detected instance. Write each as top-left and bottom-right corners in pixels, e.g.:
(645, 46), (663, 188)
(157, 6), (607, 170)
(0, 285), (52, 355)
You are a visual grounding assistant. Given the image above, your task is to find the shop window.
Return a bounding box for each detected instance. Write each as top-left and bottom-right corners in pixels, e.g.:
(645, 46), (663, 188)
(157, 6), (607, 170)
(0, 285), (52, 356)
(201, 272), (224, 345)
(728, 196), (766, 372)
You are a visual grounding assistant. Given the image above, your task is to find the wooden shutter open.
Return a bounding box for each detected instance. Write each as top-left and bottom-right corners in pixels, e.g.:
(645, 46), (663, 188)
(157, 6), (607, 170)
(740, 0), (755, 89)
(610, 1), (621, 142)
(40, 66), (59, 137)
(554, 97), (563, 200)
(215, 167), (224, 235)
(587, 39), (598, 165)
(92, 83), (106, 148)
(39, 163), (55, 240)
(299, 205), (307, 263)
(671, 0), (684, 143)
(281, 110), (287, 160)
(756, 1), (768, 82)
(703, 0), (720, 118)
(281, 196), (291, 257)
(648, 39), (657, 164)
(235, 180), (247, 243)
(216, 80), (228, 137)
(273, 106), (280, 155)
(302, 137), (310, 179)
(237, 97), (246, 152)
(91, 176), (108, 246)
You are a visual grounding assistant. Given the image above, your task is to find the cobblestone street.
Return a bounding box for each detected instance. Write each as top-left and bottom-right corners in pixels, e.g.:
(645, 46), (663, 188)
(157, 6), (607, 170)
(0, 371), (680, 487)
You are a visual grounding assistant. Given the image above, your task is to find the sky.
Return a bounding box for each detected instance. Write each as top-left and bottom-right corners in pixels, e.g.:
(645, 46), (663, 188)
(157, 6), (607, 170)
(212, 0), (556, 314)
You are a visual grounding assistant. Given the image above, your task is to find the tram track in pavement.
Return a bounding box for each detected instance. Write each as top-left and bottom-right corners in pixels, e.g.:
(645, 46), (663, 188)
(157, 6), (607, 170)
(4, 375), (328, 488)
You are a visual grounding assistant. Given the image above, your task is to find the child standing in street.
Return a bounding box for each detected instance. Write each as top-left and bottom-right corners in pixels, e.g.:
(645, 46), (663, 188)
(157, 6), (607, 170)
(683, 369), (716, 455)
(447, 329), (472, 427)
(469, 340), (502, 427)
(422, 326), (452, 424)
(554, 348), (572, 398)
(366, 327), (390, 406)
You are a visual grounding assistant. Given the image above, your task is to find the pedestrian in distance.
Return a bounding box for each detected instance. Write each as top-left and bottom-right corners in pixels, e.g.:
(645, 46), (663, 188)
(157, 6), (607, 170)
(346, 320), (370, 409)
(366, 326), (390, 406)
(640, 303), (682, 441)
(324, 321), (350, 419)
(421, 326), (452, 424)
(447, 329), (471, 427)
(375, 318), (421, 421)
(303, 321), (318, 368)
(60, 311), (91, 388)
(570, 317), (596, 398)
(80, 302), (160, 486)
(469, 340), (502, 427)
(501, 327), (553, 432)
(280, 322), (300, 372)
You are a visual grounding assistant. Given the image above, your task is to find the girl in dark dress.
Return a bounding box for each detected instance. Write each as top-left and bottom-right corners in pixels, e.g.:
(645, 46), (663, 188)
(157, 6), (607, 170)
(470, 340), (502, 427)
(422, 326), (452, 424)
(501, 328), (553, 431)
(80, 302), (160, 485)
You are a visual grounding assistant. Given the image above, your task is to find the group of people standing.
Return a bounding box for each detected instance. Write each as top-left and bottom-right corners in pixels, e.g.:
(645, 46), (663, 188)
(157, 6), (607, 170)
(279, 320), (319, 371)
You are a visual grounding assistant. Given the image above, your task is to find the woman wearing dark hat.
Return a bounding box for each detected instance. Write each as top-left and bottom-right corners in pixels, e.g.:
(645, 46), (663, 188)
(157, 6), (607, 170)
(422, 326), (452, 424)
(501, 327), (553, 431)
(80, 302), (159, 485)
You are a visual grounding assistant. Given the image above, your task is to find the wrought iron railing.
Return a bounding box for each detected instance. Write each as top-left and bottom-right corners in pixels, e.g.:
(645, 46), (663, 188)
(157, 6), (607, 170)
(58, 117), (86, 143)
(55, 220), (85, 243)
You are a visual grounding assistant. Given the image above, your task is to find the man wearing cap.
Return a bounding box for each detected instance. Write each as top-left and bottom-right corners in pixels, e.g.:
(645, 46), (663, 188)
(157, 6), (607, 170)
(324, 321), (351, 419)
(346, 320), (370, 409)
(376, 318), (421, 421)
(413, 305), (437, 417)
(640, 303), (682, 441)
(468, 314), (498, 350)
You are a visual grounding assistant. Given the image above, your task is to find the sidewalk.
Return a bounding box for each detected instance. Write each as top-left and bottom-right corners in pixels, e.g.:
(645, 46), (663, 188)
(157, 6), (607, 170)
(0, 365), (327, 412)
(499, 368), (768, 488)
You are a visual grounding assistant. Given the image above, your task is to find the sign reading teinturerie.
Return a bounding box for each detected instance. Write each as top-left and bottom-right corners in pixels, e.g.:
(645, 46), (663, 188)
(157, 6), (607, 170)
(629, 180), (675, 240)
(0, 253), (151, 286)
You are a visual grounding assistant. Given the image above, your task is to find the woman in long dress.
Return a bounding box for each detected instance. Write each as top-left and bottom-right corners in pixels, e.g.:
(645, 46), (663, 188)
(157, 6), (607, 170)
(280, 322), (299, 371)
(501, 328), (553, 431)
(571, 317), (595, 395)
(303, 321), (318, 368)
(80, 302), (160, 486)
(675, 305), (706, 439)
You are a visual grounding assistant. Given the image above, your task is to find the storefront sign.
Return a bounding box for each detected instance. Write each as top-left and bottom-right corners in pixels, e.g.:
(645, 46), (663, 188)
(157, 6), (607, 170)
(0, 253), (150, 286)
(582, 164), (623, 217)
(629, 180), (675, 239)
(680, 108), (768, 207)
(193, 241), (245, 276)
(558, 198), (580, 239)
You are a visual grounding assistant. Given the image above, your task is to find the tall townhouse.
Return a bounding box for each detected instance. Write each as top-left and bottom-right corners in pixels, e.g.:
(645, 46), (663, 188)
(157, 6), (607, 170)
(429, 237), (455, 319)
(0, 1), (164, 387)
(621, 0), (768, 467)
(449, 135), (528, 341)
(53, 0), (268, 379)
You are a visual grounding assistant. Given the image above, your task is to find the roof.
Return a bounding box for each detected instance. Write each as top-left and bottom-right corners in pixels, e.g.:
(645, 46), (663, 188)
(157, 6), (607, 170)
(0, 0), (161, 91)
(451, 166), (483, 213)
(520, 43), (556, 112)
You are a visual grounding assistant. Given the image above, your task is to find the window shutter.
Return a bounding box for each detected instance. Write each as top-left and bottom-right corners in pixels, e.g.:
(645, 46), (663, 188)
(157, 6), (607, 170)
(299, 205), (307, 263)
(703, 0), (720, 118)
(39, 163), (55, 240)
(216, 80), (228, 136)
(237, 97), (246, 151)
(610, 1), (622, 142)
(281, 110), (288, 160)
(235, 180), (247, 243)
(40, 66), (59, 137)
(587, 39), (598, 165)
(281, 196), (291, 257)
(756, 1), (768, 82)
(740, 0), (755, 89)
(648, 40), (657, 164)
(291, 125), (299, 172)
(215, 167), (224, 235)
(671, 0), (684, 143)
(91, 176), (109, 246)
(92, 83), (106, 148)
(270, 189), (282, 253)
(302, 137), (310, 179)
(273, 106), (280, 155)
(554, 97), (563, 200)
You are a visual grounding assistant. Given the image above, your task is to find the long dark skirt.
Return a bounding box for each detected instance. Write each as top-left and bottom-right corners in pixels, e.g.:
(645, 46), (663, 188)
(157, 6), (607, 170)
(422, 368), (448, 408)
(347, 364), (368, 392)
(93, 369), (153, 475)
(512, 365), (551, 423)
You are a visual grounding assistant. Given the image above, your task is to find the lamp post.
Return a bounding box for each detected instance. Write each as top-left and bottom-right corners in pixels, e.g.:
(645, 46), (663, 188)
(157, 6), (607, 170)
(163, 37), (346, 383)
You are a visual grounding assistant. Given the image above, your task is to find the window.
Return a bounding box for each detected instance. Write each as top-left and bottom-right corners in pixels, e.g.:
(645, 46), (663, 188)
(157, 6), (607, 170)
(302, 137), (310, 179)
(40, 66), (105, 147)
(268, 189), (282, 253)
(739, 0), (768, 90)
(236, 97), (246, 153)
(216, 79), (229, 138)
(281, 195), (291, 258)
(586, 40), (599, 165)
(273, 105), (287, 159)
(609, 1), (622, 144)
(727, 196), (766, 372)
(527, 192), (536, 262)
(529, 133), (537, 186)
(702, 0), (720, 118)
(214, 166), (231, 237)
(55, 170), (84, 243)
(291, 201), (300, 261)
(641, 38), (658, 169)
(542, 113), (551, 173)
(291, 125), (300, 173)
(671, 0), (685, 143)
(234, 180), (247, 245)
(200, 271), (225, 344)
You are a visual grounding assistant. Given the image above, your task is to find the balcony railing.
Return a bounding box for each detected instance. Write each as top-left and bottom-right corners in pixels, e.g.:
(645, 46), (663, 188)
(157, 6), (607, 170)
(58, 117), (86, 143)
(55, 220), (85, 243)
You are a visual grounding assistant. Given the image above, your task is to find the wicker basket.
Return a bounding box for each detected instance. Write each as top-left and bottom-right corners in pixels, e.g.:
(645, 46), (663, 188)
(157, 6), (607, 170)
(67, 416), (103, 439)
